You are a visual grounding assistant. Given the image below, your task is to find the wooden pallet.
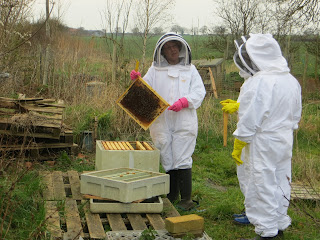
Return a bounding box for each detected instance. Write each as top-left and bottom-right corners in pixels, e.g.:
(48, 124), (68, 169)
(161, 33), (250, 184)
(40, 171), (181, 240)
(291, 182), (320, 200)
(0, 98), (64, 139)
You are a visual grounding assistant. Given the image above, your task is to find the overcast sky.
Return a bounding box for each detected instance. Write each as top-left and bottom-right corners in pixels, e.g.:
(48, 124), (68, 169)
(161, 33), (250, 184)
(31, 0), (217, 31)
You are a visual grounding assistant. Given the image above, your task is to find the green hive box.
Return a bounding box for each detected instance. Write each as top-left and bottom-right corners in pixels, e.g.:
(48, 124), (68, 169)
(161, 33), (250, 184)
(80, 168), (169, 203)
(95, 140), (160, 172)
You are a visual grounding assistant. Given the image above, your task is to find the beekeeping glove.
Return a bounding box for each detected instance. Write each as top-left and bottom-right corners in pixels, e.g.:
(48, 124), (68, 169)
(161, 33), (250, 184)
(220, 99), (239, 114)
(168, 97), (188, 112)
(130, 70), (141, 80)
(232, 138), (247, 166)
(220, 99), (237, 105)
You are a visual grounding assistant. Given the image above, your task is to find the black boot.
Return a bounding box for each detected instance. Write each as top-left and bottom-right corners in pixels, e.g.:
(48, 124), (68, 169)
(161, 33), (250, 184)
(166, 170), (180, 203)
(176, 168), (198, 211)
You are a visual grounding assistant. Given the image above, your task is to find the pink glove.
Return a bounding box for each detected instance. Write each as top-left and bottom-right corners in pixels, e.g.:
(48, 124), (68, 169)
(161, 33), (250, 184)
(168, 97), (189, 112)
(130, 70), (141, 80)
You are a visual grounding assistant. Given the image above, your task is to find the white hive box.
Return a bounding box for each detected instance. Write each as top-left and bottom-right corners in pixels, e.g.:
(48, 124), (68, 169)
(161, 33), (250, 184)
(80, 168), (169, 203)
(89, 196), (163, 213)
(95, 140), (160, 172)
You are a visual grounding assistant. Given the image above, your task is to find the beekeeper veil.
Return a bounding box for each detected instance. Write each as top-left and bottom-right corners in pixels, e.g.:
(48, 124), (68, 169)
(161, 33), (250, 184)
(234, 33), (290, 77)
(233, 35), (260, 77)
(153, 32), (191, 68)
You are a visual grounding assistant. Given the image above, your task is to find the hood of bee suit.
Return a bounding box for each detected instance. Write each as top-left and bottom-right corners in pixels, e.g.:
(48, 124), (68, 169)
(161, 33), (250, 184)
(239, 33), (290, 75)
(153, 32), (192, 68)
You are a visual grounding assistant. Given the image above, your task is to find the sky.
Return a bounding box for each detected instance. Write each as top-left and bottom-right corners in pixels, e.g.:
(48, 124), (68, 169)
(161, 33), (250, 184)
(30, 0), (217, 32)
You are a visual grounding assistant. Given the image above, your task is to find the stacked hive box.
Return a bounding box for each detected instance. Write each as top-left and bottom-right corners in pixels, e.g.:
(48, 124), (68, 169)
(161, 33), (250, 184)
(80, 168), (169, 213)
(95, 140), (160, 172)
(82, 77), (170, 214)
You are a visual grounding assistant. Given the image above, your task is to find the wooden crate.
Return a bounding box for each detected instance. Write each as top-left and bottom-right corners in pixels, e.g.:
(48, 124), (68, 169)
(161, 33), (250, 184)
(40, 171), (181, 240)
(116, 77), (169, 130)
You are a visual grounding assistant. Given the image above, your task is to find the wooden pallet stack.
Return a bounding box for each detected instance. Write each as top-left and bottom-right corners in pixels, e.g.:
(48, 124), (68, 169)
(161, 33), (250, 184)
(0, 97), (77, 160)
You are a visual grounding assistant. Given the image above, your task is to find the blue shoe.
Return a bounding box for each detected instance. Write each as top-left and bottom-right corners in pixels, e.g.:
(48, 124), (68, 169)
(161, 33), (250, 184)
(234, 216), (251, 225)
(233, 211), (246, 218)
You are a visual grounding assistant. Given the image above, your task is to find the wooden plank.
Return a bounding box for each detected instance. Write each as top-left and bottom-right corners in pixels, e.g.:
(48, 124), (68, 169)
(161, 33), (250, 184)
(29, 111), (63, 120)
(20, 104), (64, 114)
(0, 101), (17, 108)
(291, 183), (320, 200)
(40, 171), (54, 200)
(0, 118), (62, 129)
(45, 201), (62, 238)
(163, 198), (180, 218)
(127, 214), (147, 230)
(107, 214), (127, 231)
(208, 67), (218, 99)
(83, 201), (106, 239)
(68, 171), (83, 200)
(53, 171), (66, 200)
(223, 112), (228, 147)
(65, 199), (84, 238)
(36, 103), (65, 108)
(0, 129), (61, 140)
(0, 142), (75, 150)
(146, 214), (165, 230)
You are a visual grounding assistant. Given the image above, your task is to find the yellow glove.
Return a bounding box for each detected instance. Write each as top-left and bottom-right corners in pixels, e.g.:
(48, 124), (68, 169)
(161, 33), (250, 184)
(220, 99), (240, 114)
(232, 138), (247, 166)
(220, 99), (237, 106)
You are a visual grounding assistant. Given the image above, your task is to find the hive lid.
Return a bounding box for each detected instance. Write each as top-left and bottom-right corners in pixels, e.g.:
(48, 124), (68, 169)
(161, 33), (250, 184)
(116, 76), (170, 130)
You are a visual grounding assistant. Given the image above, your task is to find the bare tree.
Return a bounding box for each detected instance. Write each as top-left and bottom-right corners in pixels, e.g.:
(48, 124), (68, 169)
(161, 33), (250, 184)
(101, 0), (133, 83)
(213, 0), (260, 39)
(200, 25), (208, 35)
(0, 0), (35, 69)
(152, 26), (163, 35)
(171, 24), (184, 35)
(133, 0), (175, 73)
(275, 0), (320, 24)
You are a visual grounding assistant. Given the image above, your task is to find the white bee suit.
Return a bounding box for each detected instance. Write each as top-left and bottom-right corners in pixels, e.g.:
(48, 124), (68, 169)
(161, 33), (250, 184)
(233, 34), (302, 237)
(143, 33), (206, 172)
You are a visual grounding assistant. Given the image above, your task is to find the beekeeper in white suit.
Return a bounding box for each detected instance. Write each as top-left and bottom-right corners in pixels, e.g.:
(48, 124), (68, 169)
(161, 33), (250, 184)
(130, 33), (206, 211)
(221, 33), (302, 240)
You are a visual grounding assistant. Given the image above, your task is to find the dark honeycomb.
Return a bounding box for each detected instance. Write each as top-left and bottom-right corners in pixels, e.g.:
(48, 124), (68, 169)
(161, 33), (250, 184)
(120, 81), (160, 124)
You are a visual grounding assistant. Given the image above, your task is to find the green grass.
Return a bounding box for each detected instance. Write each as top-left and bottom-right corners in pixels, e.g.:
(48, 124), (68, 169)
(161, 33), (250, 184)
(0, 170), (47, 239)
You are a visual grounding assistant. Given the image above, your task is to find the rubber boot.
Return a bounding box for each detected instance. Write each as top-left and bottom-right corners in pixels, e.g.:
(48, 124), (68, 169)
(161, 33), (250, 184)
(166, 170), (180, 203)
(176, 168), (197, 211)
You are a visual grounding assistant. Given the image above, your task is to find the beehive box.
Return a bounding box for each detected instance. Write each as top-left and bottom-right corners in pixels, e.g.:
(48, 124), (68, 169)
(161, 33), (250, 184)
(89, 196), (163, 213)
(95, 140), (160, 172)
(116, 77), (170, 130)
(80, 168), (169, 203)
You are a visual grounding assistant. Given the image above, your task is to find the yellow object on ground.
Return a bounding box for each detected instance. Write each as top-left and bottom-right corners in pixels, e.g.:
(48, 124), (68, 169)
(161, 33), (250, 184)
(232, 138), (247, 166)
(165, 214), (204, 238)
